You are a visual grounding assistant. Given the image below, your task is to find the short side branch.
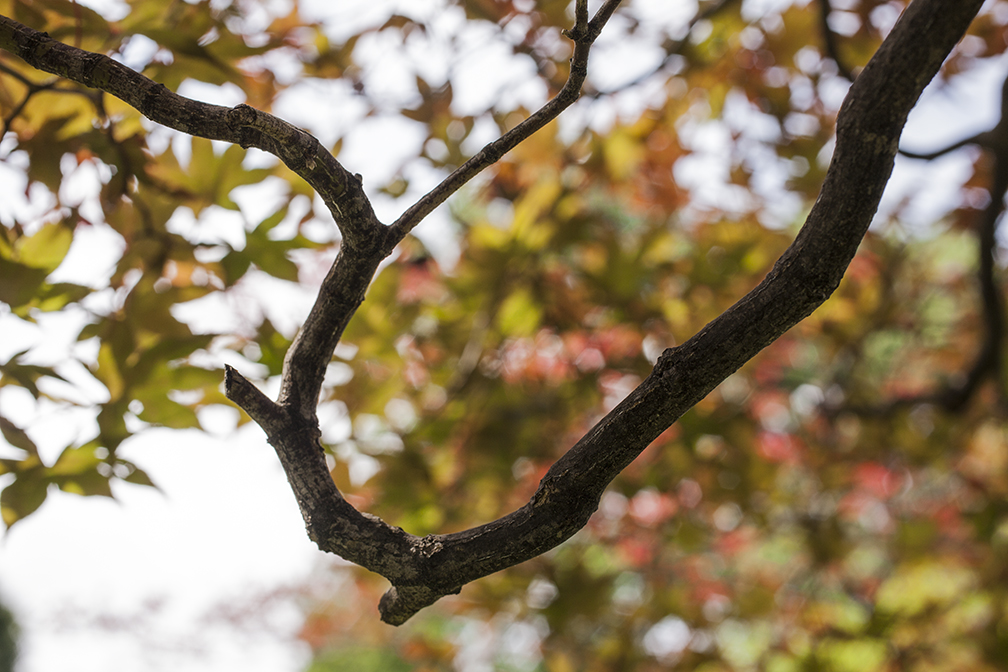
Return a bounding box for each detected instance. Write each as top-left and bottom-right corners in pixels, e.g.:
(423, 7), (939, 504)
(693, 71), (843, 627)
(899, 132), (992, 160)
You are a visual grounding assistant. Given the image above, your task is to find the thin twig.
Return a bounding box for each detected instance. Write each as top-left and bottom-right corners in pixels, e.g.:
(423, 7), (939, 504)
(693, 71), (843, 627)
(386, 0), (624, 246)
(585, 0), (739, 97)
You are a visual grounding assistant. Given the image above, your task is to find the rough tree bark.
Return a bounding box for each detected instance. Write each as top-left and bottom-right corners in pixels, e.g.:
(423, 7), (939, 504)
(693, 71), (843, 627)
(0, 0), (984, 624)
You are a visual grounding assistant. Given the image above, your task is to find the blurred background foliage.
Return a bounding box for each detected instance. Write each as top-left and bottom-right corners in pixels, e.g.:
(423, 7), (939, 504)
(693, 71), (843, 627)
(2, 0), (1008, 670)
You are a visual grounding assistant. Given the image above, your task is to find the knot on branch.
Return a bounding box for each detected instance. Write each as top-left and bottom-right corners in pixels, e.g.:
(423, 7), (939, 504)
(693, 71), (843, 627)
(562, 25), (588, 43)
(227, 102), (317, 171)
(23, 26), (50, 55)
(412, 535), (444, 558)
(227, 102), (257, 126)
(78, 51), (105, 88)
(653, 346), (681, 380)
(139, 82), (170, 118)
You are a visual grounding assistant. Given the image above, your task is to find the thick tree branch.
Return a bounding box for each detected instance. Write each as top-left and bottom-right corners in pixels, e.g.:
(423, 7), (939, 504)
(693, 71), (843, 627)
(0, 0), (984, 626)
(0, 14), (377, 243)
(226, 364), (422, 580)
(376, 0), (982, 623)
(277, 245), (387, 421)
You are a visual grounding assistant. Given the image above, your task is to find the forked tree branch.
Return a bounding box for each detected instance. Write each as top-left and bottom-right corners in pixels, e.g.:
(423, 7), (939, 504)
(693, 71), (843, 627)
(0, 0), (984, 625)
(277, 0), (625, 424)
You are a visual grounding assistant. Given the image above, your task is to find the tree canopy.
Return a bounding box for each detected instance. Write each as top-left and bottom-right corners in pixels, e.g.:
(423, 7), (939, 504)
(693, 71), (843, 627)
(1, 0), (1007, 669)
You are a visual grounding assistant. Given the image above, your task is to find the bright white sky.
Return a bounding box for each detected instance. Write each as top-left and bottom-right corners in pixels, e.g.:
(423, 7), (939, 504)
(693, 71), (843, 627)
(0, 0), (1005, 670)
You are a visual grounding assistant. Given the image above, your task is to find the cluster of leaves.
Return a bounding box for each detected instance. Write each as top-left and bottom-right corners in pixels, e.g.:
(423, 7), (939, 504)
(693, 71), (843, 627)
(3, 0), (1008, 670)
